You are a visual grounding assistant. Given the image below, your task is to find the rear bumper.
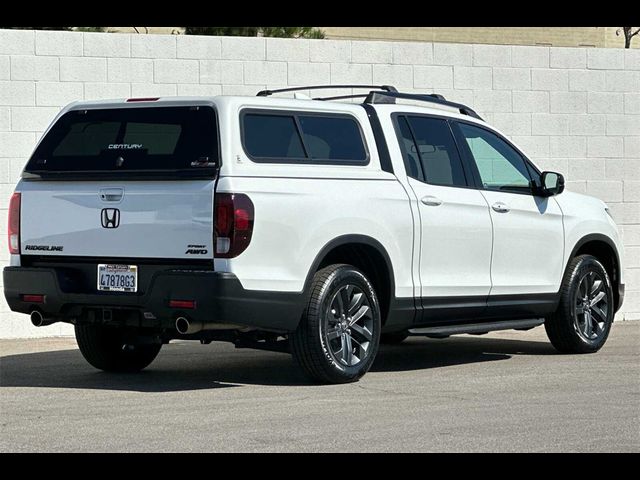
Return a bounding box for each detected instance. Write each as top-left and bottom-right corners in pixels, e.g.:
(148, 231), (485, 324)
(3, 267), (304, 332)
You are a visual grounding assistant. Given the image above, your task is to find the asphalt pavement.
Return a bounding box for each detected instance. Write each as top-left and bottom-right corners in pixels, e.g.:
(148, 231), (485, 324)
(1, 322), (638, 452)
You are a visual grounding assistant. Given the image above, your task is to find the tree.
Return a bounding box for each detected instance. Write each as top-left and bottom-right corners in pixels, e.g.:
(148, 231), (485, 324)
(616, 27), (640, 48)
(184, 26), (324, 39)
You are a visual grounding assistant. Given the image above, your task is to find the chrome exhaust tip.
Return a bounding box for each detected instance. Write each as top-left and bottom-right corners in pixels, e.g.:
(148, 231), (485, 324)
(175, 317), (192, 335)
(30, 310), (55, 327)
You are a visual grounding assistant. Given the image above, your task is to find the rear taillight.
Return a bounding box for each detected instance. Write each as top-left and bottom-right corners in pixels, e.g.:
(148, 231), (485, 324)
(8, 192), (20, 255)
(214, 193), (254, 259)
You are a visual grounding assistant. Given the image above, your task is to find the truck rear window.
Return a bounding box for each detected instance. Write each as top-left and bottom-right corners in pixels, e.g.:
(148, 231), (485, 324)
(26, 106), (218, 173)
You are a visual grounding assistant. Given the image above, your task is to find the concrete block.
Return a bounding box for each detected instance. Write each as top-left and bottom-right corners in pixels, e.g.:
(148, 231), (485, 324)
(351, 41), (392, 64)
(10, 106), (59, 132)
(625, 137), (640, 158)
(587, 92), (624, 114)
(623, 159), (640, 180)
(177, 84), (222, 96)
(550, 47), (586, 69)
(435, 89), (474, 107)
(532, 69), (569, 91)
(330, 63), (372, 85)
(605, 70), (640, 92)
(534, 157), (568, 174)
(569, 70), (605, 91)
(623, 225), (640, 245)
(244, 61), (287, 86)
(200, 60), (244, 85)
(0, 131), (35, 157)
(84, 82), (131, 100)
(616, 204), (640, 224)
(493, 68), (531, 90)
(10, 55), (59, 81)
(511, 46), (549, 68)
(36, 81), (83, 107)
(624, 49), (640, 70)
(570, 114), (606, 135)
(414, 65), (454, 89)
(0, 107), (9, 131)
(490, 113), (531, 136)
(0, 56), (8, 80)
(473, 44), (511, 67)
(473, 90), (512, 114)
(587, 136), (624, 158)
(587, 48), (624, 70)
(392, 42), (433, 65)
(433, 43), (472, 66)
(605, 158), (623, 179)
(130, 83), (177, 97)
(606, 114), (637, 136)
(549, 136), (586, 158)
(512, 90), (549, 113)
(586, 181), (623, 202)
(288, 62), (330, 85)
(566, 180), (587, 194)
(266, 38), (309, 62)
(222, 84), (265, 96)
(0, 29), (35, 55)
(452, 66), (491, 90)
(107, 58), (153, 83)
(624, 181), (640, 202)
(309, 39), (349, 63)
(373, 64), (413, 89)
(35, 30), (82, 56)
(567, 158), (605, 181)
(221, 37), (265, 61)
(60, 57), (107, 82)
(0, 81), (35, 106)
(131, 35), (176, 59)
(625, 93), (640, 114)
(177, 35), (221, 60)
(549, 91), (587, 113)
(154, 59), (199, 84)
(532, 114), (570, 136)
(510, 135), (549, 159)
(84, 32), (130, 57)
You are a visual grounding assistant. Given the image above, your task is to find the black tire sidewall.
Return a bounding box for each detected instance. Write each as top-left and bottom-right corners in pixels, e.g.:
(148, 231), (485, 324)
(317, 266), (381, 380)
(552, 255), (615, 352)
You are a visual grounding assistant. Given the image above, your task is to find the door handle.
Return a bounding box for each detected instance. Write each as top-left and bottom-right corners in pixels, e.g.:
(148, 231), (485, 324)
(421, 196), (443, 207)
(99, 188), (124, 203)
(492, 202), (510, 213)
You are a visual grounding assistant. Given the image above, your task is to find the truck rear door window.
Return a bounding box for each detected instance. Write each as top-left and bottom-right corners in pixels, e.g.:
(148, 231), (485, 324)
(26, 106), (218, 173)
(242, 111), (368, 165)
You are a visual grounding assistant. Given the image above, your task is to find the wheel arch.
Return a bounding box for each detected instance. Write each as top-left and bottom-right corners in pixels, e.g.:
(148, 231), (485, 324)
(567, 234), (622, 312)
(303, 235), (396, 325)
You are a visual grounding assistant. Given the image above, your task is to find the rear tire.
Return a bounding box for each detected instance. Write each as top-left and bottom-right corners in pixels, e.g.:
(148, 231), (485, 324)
(75, 324), (161, 373)
(290, 264), (381, 384)
(545, 255), (614, 354)
(380, 331), (409, 344)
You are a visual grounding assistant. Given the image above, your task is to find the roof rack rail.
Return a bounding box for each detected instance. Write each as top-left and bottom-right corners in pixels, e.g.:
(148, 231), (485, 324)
(364, 91), (484, 121)
(257, 85), (398, 97)
(312, 94), (370, 101)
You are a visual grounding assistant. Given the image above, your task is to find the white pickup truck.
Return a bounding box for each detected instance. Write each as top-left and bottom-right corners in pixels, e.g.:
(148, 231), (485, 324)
(3, 85), (625, 384)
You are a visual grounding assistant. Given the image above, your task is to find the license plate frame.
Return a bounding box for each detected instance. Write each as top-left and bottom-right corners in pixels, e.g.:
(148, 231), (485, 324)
(97, 264), (138, 293)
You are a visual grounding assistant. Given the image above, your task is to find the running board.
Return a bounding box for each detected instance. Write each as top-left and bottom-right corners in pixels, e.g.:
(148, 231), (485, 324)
(408, 318), (544, 337)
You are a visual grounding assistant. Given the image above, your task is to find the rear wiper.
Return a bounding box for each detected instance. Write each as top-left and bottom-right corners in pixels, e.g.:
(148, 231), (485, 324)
(190, 157), (217, 168)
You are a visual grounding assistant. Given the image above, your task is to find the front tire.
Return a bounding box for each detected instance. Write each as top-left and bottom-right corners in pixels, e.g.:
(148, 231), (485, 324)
(290, 264), (381, 384)
(545, 255), (614, 354)
(75, 324), (161, 373)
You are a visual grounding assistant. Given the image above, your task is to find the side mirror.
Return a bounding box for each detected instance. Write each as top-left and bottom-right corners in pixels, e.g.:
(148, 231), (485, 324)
(540, 171), (565, 197)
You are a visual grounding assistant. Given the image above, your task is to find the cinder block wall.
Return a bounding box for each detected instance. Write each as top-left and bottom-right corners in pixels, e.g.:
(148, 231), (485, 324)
(0, 29), (638, 338)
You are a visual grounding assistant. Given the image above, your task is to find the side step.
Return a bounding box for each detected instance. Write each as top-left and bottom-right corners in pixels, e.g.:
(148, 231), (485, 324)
(408, 318), (544, 337)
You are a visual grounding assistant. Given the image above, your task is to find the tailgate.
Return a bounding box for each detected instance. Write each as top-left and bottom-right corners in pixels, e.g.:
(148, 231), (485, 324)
(20, 180), (214, 260)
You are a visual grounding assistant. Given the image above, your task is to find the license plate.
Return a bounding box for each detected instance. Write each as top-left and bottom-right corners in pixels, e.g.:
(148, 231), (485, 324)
(97, 264), (138, 293)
